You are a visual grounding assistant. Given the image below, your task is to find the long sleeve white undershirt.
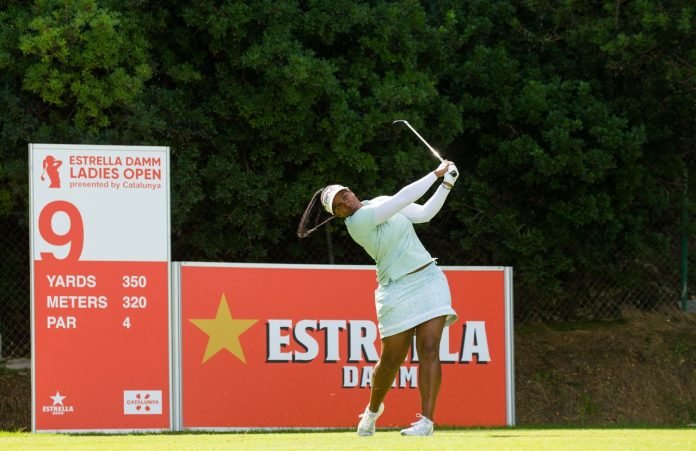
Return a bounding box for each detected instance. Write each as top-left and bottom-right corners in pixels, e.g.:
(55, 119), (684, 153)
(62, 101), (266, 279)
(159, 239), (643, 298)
(372, 172), (450, 225)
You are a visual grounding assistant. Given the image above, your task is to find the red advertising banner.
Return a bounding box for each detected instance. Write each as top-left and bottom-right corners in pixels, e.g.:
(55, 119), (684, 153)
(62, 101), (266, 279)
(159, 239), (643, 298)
(178, 263), (514, 429)
(29, 144), (171, 432)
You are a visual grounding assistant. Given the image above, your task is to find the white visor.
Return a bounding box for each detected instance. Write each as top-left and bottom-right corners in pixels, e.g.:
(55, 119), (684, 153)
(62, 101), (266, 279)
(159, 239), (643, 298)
(321, 184), (348, 215)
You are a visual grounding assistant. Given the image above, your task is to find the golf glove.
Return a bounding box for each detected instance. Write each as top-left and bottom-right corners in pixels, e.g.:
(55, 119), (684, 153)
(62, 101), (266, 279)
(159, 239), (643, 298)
(444, 164), (459, 186)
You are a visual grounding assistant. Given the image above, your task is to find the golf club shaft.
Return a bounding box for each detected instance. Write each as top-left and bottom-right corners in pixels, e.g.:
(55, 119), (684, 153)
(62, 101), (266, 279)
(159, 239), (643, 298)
(393, 120), (457, 177)
(397, 120), (444, 162)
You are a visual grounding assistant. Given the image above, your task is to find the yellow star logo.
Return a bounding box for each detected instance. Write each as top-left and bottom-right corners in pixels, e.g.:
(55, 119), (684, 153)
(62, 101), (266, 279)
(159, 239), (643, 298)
(189, 293), (258, 364)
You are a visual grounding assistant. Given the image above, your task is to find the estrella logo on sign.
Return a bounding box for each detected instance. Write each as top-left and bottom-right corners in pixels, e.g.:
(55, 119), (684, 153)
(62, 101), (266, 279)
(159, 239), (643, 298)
(189, 292), (491, 390)
(42, 391), (75, 415)
(189, 294), (258, 364)
(180, 264), (510, 428)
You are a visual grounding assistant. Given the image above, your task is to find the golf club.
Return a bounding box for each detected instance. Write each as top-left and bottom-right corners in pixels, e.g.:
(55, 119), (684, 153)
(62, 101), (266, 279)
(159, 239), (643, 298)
(392, 120), (458, 178)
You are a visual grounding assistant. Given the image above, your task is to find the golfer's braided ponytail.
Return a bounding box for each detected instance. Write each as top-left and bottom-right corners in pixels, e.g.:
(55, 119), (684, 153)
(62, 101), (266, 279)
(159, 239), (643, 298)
(297, 188), (334, 238)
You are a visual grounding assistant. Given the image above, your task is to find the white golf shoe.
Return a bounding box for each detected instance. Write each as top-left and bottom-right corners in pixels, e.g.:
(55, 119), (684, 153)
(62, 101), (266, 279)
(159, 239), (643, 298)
(356, 403), (385, 436)
(399, 414), (434, 436)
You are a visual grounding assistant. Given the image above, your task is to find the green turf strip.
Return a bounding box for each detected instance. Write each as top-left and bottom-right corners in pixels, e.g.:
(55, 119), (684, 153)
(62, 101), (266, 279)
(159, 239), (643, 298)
(1, 429), (695, 451)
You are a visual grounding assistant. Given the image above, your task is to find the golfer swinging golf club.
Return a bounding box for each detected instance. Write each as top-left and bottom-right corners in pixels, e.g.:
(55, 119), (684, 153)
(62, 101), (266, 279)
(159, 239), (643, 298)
(297, 160), (459, 436)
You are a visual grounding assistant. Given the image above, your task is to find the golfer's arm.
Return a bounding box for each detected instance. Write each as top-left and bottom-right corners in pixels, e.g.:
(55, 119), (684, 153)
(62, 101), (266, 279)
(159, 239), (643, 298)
(373, 172), (437, 225)
(400, 184), (450, 223)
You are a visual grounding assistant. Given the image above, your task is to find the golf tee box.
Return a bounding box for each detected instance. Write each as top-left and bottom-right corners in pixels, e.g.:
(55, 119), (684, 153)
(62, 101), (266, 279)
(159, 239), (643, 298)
(29, 144), (171, 432)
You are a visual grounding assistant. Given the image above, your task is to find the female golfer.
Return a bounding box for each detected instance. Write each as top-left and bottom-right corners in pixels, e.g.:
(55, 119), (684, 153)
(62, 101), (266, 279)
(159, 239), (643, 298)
(297, 161), (459, 436)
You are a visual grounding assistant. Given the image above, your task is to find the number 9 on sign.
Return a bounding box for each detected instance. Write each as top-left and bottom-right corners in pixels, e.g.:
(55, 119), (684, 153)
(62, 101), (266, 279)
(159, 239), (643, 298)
(38, 201), (84, 261)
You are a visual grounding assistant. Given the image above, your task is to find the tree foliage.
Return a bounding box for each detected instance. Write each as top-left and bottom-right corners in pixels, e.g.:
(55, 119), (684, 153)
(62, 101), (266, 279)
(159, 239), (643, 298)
(0, 0), (693, 309)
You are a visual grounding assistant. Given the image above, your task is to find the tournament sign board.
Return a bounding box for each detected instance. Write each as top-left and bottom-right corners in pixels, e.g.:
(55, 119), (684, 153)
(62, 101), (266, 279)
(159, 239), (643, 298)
(175, 263), (514, 429)
(29, 144), (171, 432)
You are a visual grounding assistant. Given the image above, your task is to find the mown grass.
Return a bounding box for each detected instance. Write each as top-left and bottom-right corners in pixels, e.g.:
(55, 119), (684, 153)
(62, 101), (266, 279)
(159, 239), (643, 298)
(1, 428), (694, 450)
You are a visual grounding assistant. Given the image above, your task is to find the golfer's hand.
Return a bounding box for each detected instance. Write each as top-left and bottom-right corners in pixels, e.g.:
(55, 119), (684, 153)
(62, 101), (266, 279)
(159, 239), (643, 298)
(444, 163), (459, 187)
(434, 160), (451, 178)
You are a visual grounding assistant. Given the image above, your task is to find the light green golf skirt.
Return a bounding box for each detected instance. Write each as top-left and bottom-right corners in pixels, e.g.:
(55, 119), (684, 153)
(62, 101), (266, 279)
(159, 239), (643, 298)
(374, 262), (458, 338)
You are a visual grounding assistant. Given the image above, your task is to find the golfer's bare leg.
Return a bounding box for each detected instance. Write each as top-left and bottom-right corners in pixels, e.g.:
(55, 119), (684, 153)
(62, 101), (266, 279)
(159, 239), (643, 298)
(368, 327), (415, 412)
(415, 315), (447, 420)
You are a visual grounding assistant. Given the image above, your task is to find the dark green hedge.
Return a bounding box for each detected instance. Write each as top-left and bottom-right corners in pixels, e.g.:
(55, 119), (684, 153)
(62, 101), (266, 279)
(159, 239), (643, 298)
(0, 0), (693, 303)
